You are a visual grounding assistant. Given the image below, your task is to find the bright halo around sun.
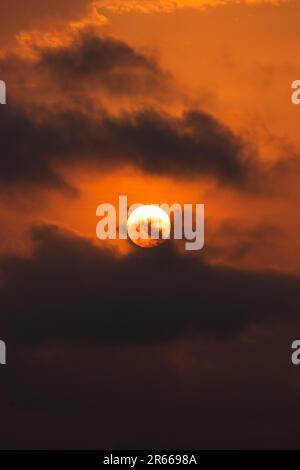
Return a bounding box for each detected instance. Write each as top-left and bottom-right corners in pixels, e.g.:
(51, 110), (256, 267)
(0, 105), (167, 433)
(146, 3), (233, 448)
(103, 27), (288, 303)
(127, 205), (171, 248)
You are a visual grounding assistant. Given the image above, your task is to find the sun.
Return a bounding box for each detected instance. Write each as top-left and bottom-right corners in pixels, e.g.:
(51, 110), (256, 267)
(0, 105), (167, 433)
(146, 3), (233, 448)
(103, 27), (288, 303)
(127, 205), (171, 248)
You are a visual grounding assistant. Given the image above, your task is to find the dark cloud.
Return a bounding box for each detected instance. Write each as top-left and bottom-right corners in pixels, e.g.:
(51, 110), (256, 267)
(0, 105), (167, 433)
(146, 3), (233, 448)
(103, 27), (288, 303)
(0, 30), (171, 99)
(0, 30), (260, 191)
(0, 103), (256, 190)
(204, 219), (283, 266)
(0, 226), (299, 450)
(106, 109), (249, 184)
(38, 31), (170, 96)
(1, 31), (297, 192)
(1, 324), (300, 450)
(0, 105), (74, 192)
(0, 224), (299, 345)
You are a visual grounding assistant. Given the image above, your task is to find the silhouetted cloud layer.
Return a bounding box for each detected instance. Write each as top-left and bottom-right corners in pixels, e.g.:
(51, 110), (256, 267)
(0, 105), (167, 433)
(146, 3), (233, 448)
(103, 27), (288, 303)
(0, 104), (255, 190)
(38, 32), (170, 96)
(1, 224), (299, 345)
(1, 30), (297, 193)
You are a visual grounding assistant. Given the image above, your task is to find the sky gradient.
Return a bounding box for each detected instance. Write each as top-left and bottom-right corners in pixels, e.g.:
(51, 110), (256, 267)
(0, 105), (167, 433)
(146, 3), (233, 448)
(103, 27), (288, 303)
(0, 0), (300, 449)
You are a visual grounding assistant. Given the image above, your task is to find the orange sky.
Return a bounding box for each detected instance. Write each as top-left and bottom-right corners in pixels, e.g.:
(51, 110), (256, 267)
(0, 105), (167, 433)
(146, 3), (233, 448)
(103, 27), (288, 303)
(1, 0), (300, 272)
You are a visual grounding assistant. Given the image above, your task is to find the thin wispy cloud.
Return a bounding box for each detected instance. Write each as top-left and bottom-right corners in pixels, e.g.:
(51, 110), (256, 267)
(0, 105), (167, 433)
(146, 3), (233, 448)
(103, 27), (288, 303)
(97, 0), (288, 14)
